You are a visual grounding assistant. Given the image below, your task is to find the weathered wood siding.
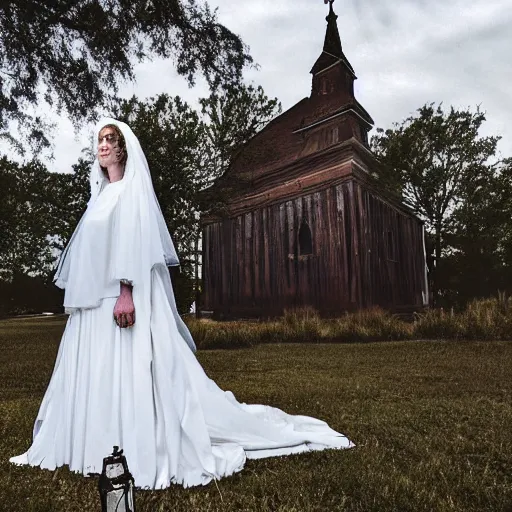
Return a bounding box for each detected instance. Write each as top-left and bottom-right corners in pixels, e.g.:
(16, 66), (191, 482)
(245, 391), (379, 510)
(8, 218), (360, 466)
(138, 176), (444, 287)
(202, 178), (427, 318)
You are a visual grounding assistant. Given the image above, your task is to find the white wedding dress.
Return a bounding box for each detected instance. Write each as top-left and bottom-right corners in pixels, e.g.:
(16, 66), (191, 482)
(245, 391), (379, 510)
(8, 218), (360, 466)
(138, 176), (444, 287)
(10, 119), (353, 489)
(10, 266), (353, 488)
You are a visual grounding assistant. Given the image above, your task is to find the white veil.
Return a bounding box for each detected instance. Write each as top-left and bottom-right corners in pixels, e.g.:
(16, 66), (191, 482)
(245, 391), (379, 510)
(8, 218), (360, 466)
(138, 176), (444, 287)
(54, 118), (196, 352)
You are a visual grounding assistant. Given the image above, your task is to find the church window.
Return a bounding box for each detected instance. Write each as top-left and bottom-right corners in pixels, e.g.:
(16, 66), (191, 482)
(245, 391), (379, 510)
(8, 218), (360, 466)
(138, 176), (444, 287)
(299, 220), (313, 255)
(321, 78), (328, 95)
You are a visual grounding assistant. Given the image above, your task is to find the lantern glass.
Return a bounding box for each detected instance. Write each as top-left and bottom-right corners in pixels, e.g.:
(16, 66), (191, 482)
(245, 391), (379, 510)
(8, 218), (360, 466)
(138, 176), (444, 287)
(106, 462), (125, 479)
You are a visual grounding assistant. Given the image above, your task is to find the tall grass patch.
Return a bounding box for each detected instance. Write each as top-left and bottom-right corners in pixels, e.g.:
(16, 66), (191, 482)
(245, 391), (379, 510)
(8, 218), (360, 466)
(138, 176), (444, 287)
(186, 294), (512, 348)
(414, 292), (512, 341)
(331, 307), (412, 342)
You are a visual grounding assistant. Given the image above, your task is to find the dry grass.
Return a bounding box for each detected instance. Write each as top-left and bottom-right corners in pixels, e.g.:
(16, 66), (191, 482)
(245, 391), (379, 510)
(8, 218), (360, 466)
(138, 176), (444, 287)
(1, 315), (511, 511)
(186, 294), (512, 350)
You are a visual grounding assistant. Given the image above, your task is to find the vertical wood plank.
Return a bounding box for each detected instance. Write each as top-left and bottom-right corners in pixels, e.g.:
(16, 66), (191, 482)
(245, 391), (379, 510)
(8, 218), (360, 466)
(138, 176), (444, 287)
(253, 209), (260, 302)
(286, 200), (296, 301)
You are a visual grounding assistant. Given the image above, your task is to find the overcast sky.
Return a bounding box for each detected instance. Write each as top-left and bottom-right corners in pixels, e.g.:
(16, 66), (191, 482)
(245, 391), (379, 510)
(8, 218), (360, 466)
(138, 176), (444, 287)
(11, 0), (512, 173)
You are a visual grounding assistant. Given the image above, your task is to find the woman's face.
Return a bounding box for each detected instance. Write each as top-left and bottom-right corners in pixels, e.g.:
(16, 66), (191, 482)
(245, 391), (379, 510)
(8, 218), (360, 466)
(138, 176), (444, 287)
(97, 126), (121, 168)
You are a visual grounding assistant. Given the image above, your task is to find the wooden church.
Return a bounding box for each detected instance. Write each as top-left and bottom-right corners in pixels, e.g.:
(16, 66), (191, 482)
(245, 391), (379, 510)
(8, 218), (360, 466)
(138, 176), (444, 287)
(199, 1), (429, 319)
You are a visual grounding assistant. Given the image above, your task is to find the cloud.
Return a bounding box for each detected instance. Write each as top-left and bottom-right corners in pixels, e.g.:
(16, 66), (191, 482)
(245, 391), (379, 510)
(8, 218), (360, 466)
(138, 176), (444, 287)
(3, 0), (511, 171)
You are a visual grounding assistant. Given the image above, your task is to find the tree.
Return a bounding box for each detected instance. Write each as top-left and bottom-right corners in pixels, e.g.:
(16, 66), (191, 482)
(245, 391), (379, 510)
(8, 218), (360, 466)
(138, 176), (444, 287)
(443, 158), (512, 305)
(0, 0), (252, 152)
(47, 157), (91, 252)
(199, 84), (282, 179)
(0, 157), (58, 281)
(0, 152), (90, 281)
(195, 83), (281, 223)
(494, 159), (512, 275)
(371, 103), (501, 305)
(0, 159), (17, 264)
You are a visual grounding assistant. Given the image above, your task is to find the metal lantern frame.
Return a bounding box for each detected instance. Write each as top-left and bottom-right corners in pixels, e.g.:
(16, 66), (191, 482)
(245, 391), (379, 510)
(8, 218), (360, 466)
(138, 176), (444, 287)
(98, 446), (136, 512)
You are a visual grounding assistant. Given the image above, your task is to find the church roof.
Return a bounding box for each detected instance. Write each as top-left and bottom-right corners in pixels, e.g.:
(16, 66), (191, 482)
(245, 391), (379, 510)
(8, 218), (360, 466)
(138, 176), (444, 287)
(225, 94), (373, 179)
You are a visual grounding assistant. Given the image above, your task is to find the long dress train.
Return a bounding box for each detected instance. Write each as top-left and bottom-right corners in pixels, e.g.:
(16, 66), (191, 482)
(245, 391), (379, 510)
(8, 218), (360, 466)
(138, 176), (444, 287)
(10, 267), (353, 489)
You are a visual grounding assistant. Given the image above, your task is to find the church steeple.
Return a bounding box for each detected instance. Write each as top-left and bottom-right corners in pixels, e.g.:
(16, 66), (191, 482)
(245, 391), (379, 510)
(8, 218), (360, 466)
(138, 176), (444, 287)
(306, 1), (374, 148)
(311, 0), (355, 79)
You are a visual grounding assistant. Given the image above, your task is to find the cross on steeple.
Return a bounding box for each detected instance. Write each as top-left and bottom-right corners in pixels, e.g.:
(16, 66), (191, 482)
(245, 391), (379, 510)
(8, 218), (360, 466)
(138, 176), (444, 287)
(324, 0), (335, 14)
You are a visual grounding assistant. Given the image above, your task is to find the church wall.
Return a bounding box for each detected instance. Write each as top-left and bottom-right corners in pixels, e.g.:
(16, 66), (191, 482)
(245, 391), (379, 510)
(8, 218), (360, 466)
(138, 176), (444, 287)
(201, 178), (427, 319)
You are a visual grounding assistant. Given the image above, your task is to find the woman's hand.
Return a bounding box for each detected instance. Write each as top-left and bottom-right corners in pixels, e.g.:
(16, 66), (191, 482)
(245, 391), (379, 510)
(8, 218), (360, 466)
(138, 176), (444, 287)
(114, 282), (135, 328)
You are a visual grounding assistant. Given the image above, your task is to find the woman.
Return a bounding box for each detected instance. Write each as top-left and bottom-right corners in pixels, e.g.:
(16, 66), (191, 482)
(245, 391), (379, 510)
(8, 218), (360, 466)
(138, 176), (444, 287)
(10, 119), (353, 489)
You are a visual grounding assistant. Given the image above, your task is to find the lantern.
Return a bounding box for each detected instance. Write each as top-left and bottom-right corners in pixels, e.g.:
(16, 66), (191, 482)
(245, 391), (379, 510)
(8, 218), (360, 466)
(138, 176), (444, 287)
(98, 446), (136, 512)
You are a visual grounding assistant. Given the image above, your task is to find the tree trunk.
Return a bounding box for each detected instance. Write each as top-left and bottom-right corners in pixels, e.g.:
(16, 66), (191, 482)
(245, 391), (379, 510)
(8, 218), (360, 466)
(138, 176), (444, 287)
(194, 233), (201, 319)
(434, 223), (442, 307)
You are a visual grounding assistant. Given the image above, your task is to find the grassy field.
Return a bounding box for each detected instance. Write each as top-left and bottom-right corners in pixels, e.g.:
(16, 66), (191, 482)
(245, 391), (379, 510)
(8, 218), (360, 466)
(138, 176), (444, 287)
(1, 316), (511, 511)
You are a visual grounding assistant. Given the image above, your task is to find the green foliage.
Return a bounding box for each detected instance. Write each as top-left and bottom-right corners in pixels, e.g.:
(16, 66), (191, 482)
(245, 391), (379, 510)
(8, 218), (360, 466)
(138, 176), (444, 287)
(45, 158), (91, 257)
(440, 157), (512, 305)
(414, 292), (512, 341)
(371, 103), (500, 220)
(1, 317), (511, 511)
(282, 306), (325, 341)
(371, 103), (503, 306)
(0, 155), (89, 286)
(186, 308), (414, 349)
(169, 266), (195, 316)
(0, 155), (88, 315)
(187, 319), (256, 349)
(0, 0), (252, 152)
(331, 308), (412, 342)
(0, 157), (56, 281)
(0, 273), (63, 318)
